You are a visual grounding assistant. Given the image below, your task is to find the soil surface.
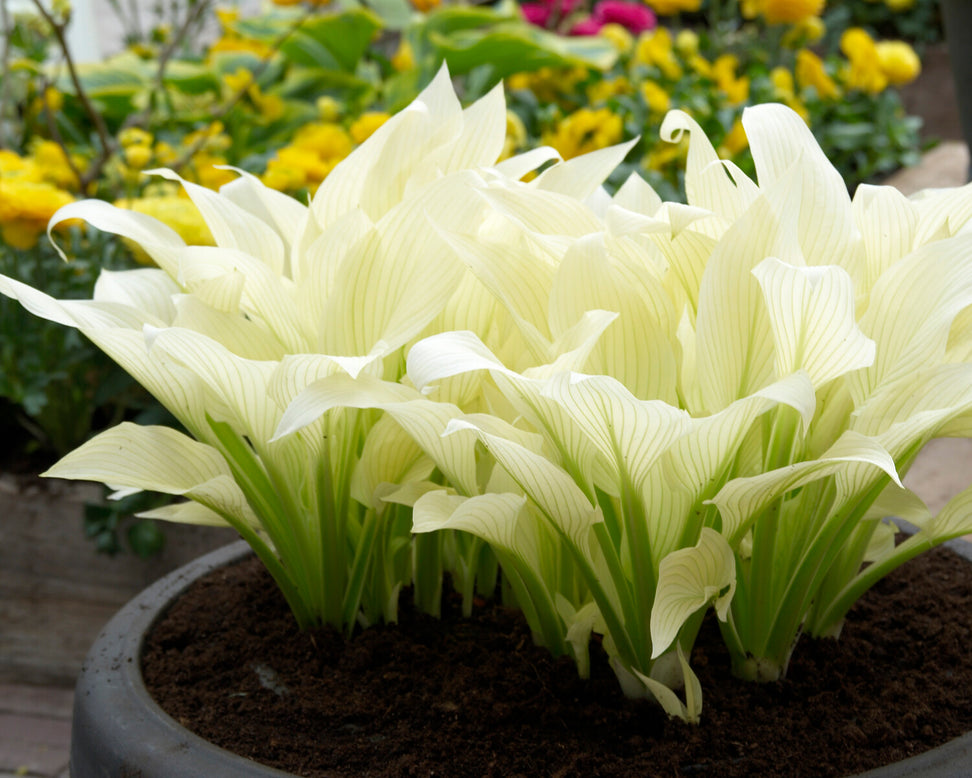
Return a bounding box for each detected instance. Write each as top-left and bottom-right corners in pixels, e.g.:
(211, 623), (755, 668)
(143, 541), (972, 778)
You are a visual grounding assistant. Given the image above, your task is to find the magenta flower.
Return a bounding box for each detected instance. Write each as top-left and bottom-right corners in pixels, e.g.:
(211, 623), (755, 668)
(520, 0), (584, 28)
(569, 16), (604, 34)
(591, 0), (656, 33)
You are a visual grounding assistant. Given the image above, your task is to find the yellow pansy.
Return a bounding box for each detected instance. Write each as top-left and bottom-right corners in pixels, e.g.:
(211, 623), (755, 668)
(317, 96), (342, 122)
(411, 0), (440, 11)
(674, 29), (699, 57)
(543, 108), (623, 160)
(634, 28), (683, 80)
(640, 80), (671, 114)
(587, 75), (632, 105)
(262, 160), (307, 192)
(713, 55), (750, 104)
(350, 112), (391, 145)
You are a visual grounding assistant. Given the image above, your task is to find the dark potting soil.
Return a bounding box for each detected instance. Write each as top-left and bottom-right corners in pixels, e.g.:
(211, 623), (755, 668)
(143, 543), (972, 778)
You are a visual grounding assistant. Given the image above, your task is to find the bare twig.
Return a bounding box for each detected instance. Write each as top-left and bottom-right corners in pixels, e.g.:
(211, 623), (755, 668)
(28, 0), (115, 190)
(165, 10), (311, 175)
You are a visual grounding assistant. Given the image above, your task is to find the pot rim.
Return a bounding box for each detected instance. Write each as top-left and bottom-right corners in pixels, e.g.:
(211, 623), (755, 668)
(71, 535), (972, 777)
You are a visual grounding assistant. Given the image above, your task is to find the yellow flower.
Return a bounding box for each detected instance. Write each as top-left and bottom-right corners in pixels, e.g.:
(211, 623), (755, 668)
(262, 160), (307, 192)
(31, 140), (79, 189)
(876, 40), (921, 86)
(795, 49), (840, 100)
(634, 29), (683, 80)
(270, 0), (305, 5)
(350, 112), (391, 145)
(0, 179), (74, 249)
(276, 147), (338, 184)
(674, 29), (699, 57)
(758, 0), (825, 25)
(0, 151), (40, 182)
(543, 107), (623, 160)
(411, 0), (440, 11)
(640, 80), (671, 114)
(115, 195), (214, 262)
(119, 127), (153, 148)
(718, 118), (748, 158)
(885, 0), (914, 9)
(501, 110), (528, 161)
(840, 27), (887, 94)
(644, 0), (701, 13)
(153, 141), (179, 166)
(186, 153), (235, 190)
(600, 23), (634, 55)
(644, 134), (687, 171)
(392, 40), (415, 72)
(123, 144), (153, 170)
(713, 55), (750, 104)
(293, 123), (353, 160)
(587, 75), (632, 105)
(317, 96), (342, 122)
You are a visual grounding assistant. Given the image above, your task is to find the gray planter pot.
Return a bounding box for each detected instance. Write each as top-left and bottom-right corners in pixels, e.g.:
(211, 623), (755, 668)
(71, 538), (972, 777)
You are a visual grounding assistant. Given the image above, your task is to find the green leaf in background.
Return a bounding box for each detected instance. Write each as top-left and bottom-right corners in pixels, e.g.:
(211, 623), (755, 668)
(235, 8), (382, 72)
(429, 22), (617, 80)
(162, 61), (223, 96)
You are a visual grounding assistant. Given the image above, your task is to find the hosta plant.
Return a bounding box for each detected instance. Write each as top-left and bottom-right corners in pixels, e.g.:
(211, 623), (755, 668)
(275, 88), (972, 718)
(6, 64), (972, 724)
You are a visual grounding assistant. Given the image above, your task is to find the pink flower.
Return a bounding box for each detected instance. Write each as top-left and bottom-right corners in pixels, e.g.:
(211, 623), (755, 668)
(569, 16), (604, 34)
(593, 0), (656, 33)
(520, 0), (583, 28)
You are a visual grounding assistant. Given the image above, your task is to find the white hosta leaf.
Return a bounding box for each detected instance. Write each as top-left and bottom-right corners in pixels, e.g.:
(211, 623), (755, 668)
(479, 184), (604, 238)
(147, 168), (285, 276)
(693, 195), (788, 412)
(548, 233), (678, 403)
(47, 199), (187, 277)
(543, 372), (690, 489)
(918, 482), (972, 540)
(136, 501), (234, 527)
(534, 139), (638, 202)
(660, 110), (758, 221)
(44, 424), (257, 528)
(311, 65), (466, 227)
(912, 181), (972, 246)
(321, 172), (479, 357)
(743, 104), (854, 269)
(632, 645), (703, 722)
(412, 490), (531, 556)
(424, 81), (506, 176)
(443, 418), (601, 548)
(852, 184), (917, 296)
(651, 528), (735, 659)
(274, 371), (481, 496)
(178, 246), (307, 351)
(711, 431), (902, 541)
(849, 234), (972, 404)
(172, 296), (284, 361)
(352, 415), (433, 509)
(752, 258), (875, 388)
(434, 227), (556, 361)
(218, 169), (308, 259)
(612, 172), (663, 217)
(93, 269), (178, 324)
(493, 146), (562, 181)
(147, 327), (280, 444)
